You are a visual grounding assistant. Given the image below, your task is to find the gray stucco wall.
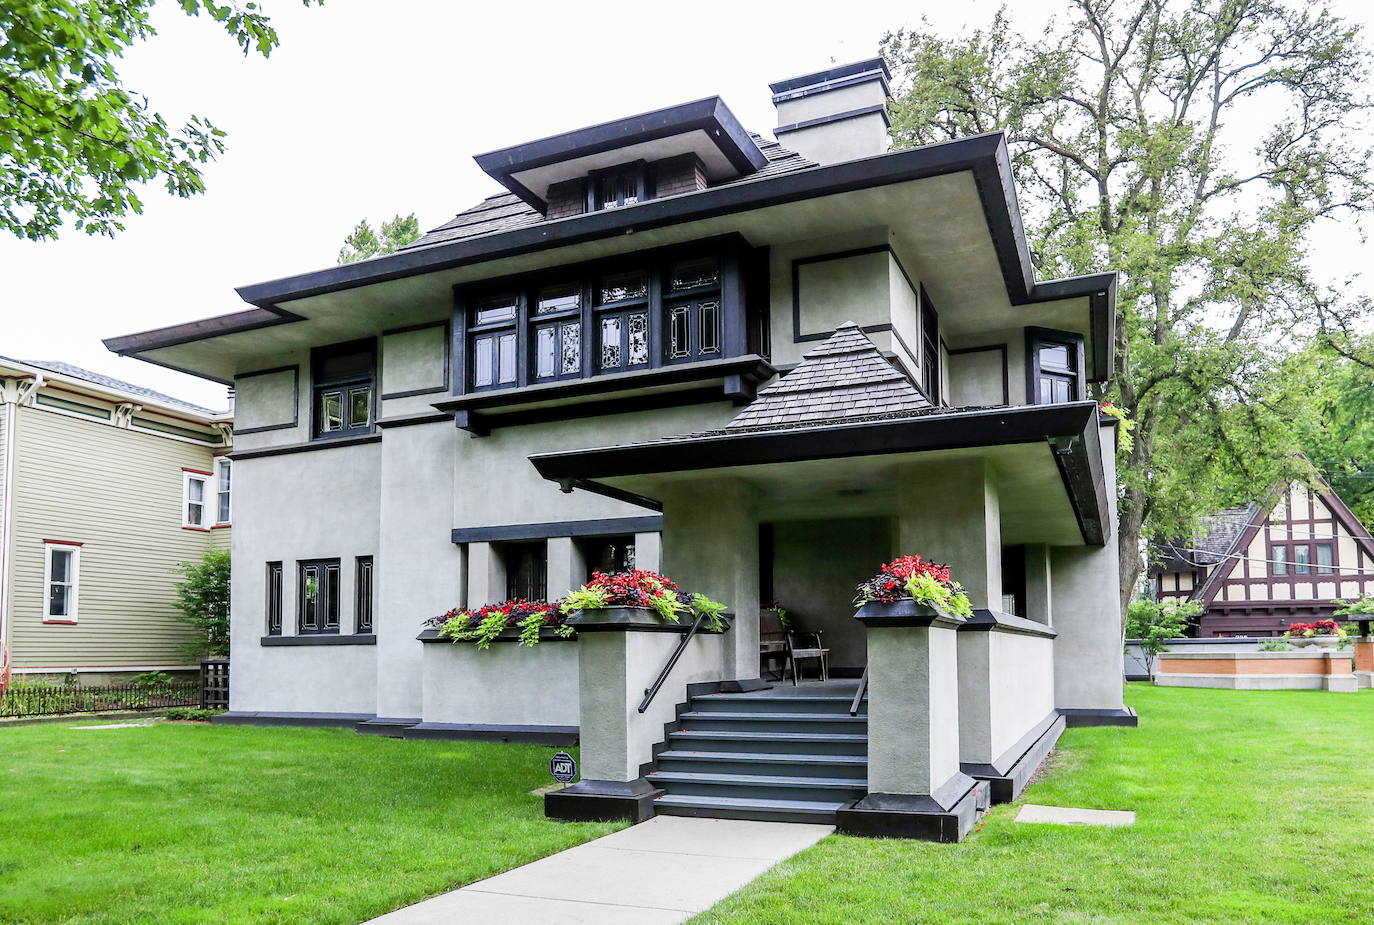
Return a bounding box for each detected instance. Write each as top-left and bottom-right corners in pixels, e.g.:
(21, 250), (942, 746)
(771, 517), (890, 670)
(421, 640), (578, 726)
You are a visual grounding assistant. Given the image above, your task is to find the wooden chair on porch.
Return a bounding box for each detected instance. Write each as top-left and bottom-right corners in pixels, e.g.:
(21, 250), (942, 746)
(759, 609), (792, 682)
(786, 631), (830, 683)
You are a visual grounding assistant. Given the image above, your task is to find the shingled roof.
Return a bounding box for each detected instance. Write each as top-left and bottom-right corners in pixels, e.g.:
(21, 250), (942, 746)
(399, 134), (815, 254)
(1152, 503), (1260, 572)
(6, 357), (222, 416)
(726, 322), (930, 431)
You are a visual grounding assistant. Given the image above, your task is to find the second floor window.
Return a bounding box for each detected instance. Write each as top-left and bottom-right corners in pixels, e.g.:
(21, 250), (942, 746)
(313, 340), (375, 438)
(214, 458), (232, 525)
(1027, 328), (1085, 405)
(183, 470), (210, 528)
(593, 163), (647, 210)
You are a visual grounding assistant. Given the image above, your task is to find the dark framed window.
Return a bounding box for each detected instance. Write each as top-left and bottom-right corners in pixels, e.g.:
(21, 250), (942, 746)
(589, 162), (648, 211)
(266, 561), (283, 635)
(312, 340), (375, 438)
(469, 294), (519, 391)
(298, 558), (341, 634)
(1293, 544), (1311, 575)
(596, 271), (651, 374)
(1026, 327), (1085, 405)
(1316, 542), (1334, 575)
(503, 542), (547, 602)
(356, 556), (374, 633)
(921, 288), (940, 403)
(1272, 545), (1289, 576)
(581, 535), (636, 582)
(531, 283), (584, 382)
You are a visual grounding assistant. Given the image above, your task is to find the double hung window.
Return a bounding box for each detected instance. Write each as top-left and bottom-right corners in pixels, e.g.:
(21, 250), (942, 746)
(183, 471), (210, 528)
(214, 458), (232, 525)
(43, 541), (81, 622)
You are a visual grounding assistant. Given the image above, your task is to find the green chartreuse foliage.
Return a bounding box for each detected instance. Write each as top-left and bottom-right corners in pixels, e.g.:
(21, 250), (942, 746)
(172, 549), (230, 657)
(0, 0), (323, 240)
(1288, 338), (1374, 529)
(881, 1), (1374, 614)
(1125, 597), (1201, 670)
(337, 213), (422, 264)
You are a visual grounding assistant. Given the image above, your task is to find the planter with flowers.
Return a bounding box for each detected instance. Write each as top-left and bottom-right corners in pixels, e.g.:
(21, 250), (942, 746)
(561, 570), (729, 632)
(853, 554), (975, 625)
(1282, 620), (1349, 649)
(425, 599), (573, 649)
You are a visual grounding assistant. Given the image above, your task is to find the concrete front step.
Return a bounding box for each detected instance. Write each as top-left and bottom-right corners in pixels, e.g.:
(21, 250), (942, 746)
(655, 749), (868, 779)
(666, 729), (868, 756)
(676, 711), (867, 734)
(654, 792), (850, 823)
(646, 770), (867, 803)
(689, 693), (867, 715)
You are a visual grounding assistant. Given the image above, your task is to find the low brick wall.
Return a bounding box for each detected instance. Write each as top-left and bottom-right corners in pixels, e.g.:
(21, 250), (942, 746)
(1155, 650), (1356, 692)
(1355, 639), (1373, 689)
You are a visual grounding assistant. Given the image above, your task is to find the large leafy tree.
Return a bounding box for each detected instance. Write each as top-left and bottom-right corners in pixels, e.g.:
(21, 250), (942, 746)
(1, 0), (320, 240)
(337, 213), (421, 264)
(883, 0), (1374, 614)
(1289, 339), (1374, 528)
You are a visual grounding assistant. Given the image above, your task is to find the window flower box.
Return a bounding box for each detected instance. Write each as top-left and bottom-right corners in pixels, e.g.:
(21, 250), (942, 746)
(853, 554), (973, 625)
(1283, 620), (1349, 649)
(562, 570), (728, 632)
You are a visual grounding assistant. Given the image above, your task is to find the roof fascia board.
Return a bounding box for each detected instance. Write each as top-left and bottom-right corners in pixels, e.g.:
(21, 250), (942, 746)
(768, 57), (893, 96)
(0, 357), (226, 420)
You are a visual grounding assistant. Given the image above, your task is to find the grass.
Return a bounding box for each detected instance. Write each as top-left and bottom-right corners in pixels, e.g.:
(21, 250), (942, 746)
(0, 721), (621, 924)
(693, 684), (1374, 924)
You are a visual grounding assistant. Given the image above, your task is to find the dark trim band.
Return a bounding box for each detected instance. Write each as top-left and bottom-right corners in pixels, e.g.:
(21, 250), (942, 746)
(230, 432), (382, 461)
(451, 515), (662, 544)
(232, 364), (299, 435)
(775, 104), (892, 136)
(260, 634), (377, 646)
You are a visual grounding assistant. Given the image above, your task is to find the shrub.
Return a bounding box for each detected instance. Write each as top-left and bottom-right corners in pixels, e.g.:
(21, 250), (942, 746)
(1125, 598), (1201, 675)
(173, 550), (230, 657)
(854, 554), (974, 619)
(163, 708), (222, 722)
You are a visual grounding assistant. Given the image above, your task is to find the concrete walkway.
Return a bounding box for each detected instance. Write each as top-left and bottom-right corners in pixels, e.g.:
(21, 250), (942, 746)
(364, 815), (833, 924)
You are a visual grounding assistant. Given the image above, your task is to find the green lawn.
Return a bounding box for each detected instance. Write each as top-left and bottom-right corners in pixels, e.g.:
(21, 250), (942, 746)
(695, 684), (1374, 925)
(0, 722), (621, 925)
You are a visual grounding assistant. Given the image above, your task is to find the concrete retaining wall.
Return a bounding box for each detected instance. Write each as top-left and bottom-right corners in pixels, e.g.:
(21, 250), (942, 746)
(1155, 650), (1356, 692)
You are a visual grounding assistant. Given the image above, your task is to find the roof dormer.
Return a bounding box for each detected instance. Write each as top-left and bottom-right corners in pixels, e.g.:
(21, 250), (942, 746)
(473, 97), (767, 217)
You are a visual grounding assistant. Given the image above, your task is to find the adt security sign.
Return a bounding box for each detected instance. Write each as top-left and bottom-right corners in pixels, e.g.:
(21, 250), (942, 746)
(549, 751), (577, 783)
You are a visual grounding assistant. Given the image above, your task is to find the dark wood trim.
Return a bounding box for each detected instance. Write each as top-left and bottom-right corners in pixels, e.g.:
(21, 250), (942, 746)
(228, 432), (382, 461)
(232, 364), (299, 435)
(407, 722), (579, 746)
(376, 411), (450, 429)
(946, 344), (1010, 406)
(450, 386), (728, 436)
(1025, 326), (1086, 405)
(775, 103), (892, 136)
(259, 634), (376, 647)
(958, 609), (1057, 638)
(451, 515), (662, 545)
(791, 245), (916, 343)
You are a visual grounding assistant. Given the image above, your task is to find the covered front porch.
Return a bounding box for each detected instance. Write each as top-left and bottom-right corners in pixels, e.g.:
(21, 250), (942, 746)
(531, 324), (1126, 839)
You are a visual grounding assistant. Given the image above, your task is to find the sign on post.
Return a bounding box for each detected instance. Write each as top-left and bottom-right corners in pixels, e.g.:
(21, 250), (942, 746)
(549, 751), (577, 783)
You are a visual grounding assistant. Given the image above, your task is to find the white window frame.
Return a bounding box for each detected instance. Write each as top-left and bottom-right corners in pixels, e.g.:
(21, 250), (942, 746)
(214, 457), (232, 526)
(42, 540), (81, 623)
(183, 470), (210, 529)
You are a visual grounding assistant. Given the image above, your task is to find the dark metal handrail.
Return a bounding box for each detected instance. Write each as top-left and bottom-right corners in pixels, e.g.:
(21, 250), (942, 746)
(638, 610), (707, 714)
(850, 665), (869, 716)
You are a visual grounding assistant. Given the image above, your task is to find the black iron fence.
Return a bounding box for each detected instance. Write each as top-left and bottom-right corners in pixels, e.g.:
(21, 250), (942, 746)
(0, 680), (200, 717)
(199, 659), (229, 710)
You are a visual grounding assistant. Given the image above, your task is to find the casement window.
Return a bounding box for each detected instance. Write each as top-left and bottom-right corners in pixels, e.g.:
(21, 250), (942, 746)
(297, 559), (341, 634)
(265, 561), (283, 636)
(43, 541), (81, 623)
(214, 458), (232, 525)
(356, 556), (374, 634)
(183, 470), (210, 528)
(921, 291), (941, 404)
(1026, 328), (1086, 405)
(312, 340), (375, 438)
(1316, 542), (1334, 575)
(531, 284), (582, 382)
(590, 163), (648, 211)
(581, 535), (636, 582)
(469, 294), (519, 391)
(664, 258), (722, 365)
(1272, 545), (1289, 576)
(596, 271), (651, 374)
(503, 542), (548, 602)
(1293, 544), (1311, 575)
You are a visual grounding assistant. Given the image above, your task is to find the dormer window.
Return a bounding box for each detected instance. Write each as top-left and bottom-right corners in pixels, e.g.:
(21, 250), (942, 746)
(591, 163), (648, 211)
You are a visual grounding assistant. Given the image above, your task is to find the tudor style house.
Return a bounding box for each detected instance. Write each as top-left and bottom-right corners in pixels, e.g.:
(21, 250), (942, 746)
(1153, 474), (1374, 638)
(106, 58), (1128, 840)
(0, 358), (231, 682)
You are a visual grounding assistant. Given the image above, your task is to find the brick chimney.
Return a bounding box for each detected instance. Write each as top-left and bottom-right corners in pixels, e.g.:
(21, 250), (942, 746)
(769, 58), (892, 165)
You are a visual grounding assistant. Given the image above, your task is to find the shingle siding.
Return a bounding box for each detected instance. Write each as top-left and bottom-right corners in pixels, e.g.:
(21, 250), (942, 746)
(7, 406), (225, 668)
(654, 153), (708, 198)
(545, 179), (586, 220)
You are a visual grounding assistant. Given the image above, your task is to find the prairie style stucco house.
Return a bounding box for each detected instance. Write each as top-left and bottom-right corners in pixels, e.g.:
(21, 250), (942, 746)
(1153, 475), (1374, 637)
(107, 59), (1128, 840)
(0, 358), (231, 681)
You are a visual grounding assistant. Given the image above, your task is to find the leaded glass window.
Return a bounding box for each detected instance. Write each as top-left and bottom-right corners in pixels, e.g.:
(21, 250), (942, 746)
(534, 319), (581, 381)
(601, 317), (622, 369)
(670, 257), (719, 292)
(628, 313), (649, 366)
(600, 272), (647, 303)
(561, 322), (581, 374)
(664, 297), (721, 364)
(536, 284), (580, 314)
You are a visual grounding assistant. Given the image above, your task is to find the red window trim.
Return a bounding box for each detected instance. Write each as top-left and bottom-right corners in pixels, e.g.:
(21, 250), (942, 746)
(181, 525), (212, 533)
(42, 618), (79, 625)
(182, 467), (213, 477)
(211, 523), (232, 529)
(42, 539), (83, 547)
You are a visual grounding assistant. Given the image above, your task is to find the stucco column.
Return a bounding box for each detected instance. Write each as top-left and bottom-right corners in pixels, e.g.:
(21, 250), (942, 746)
(545, 536), (583, 601)
(896, 458), (1001, 609)
(866, 623), (962, 794)
(660, 478), (759, 682)
(465, 541), (505, 608)
(633, 531), (662, 573)
(1024, 544), (1053, 625)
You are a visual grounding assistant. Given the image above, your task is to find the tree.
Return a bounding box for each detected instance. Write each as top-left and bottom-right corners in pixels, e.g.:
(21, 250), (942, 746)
(1289, 340), (1374, 528)
(337, 213), (421, 263)
(0, 0), (321, 240)
(173, 549), (230, 657)
(883, 1), (1374, 617)
(1126, 597), (1200, 675)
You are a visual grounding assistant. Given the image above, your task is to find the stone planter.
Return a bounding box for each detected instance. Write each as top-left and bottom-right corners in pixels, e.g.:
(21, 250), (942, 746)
(1288, 635), (1342, 649)
(565, 606), (682, 630)
(854, 599), (963, 627)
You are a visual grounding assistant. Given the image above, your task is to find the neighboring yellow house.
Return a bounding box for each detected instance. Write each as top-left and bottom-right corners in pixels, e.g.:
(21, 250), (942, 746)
(0, 358), (232, 682)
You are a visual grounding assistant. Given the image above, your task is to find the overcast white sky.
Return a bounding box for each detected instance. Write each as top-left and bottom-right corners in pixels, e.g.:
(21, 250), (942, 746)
(3, 0), (1372, 410)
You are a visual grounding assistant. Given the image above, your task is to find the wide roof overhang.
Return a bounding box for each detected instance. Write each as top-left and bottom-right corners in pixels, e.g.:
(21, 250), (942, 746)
(530, 401), (1111, 547)
(104, 132), (1116, 385)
